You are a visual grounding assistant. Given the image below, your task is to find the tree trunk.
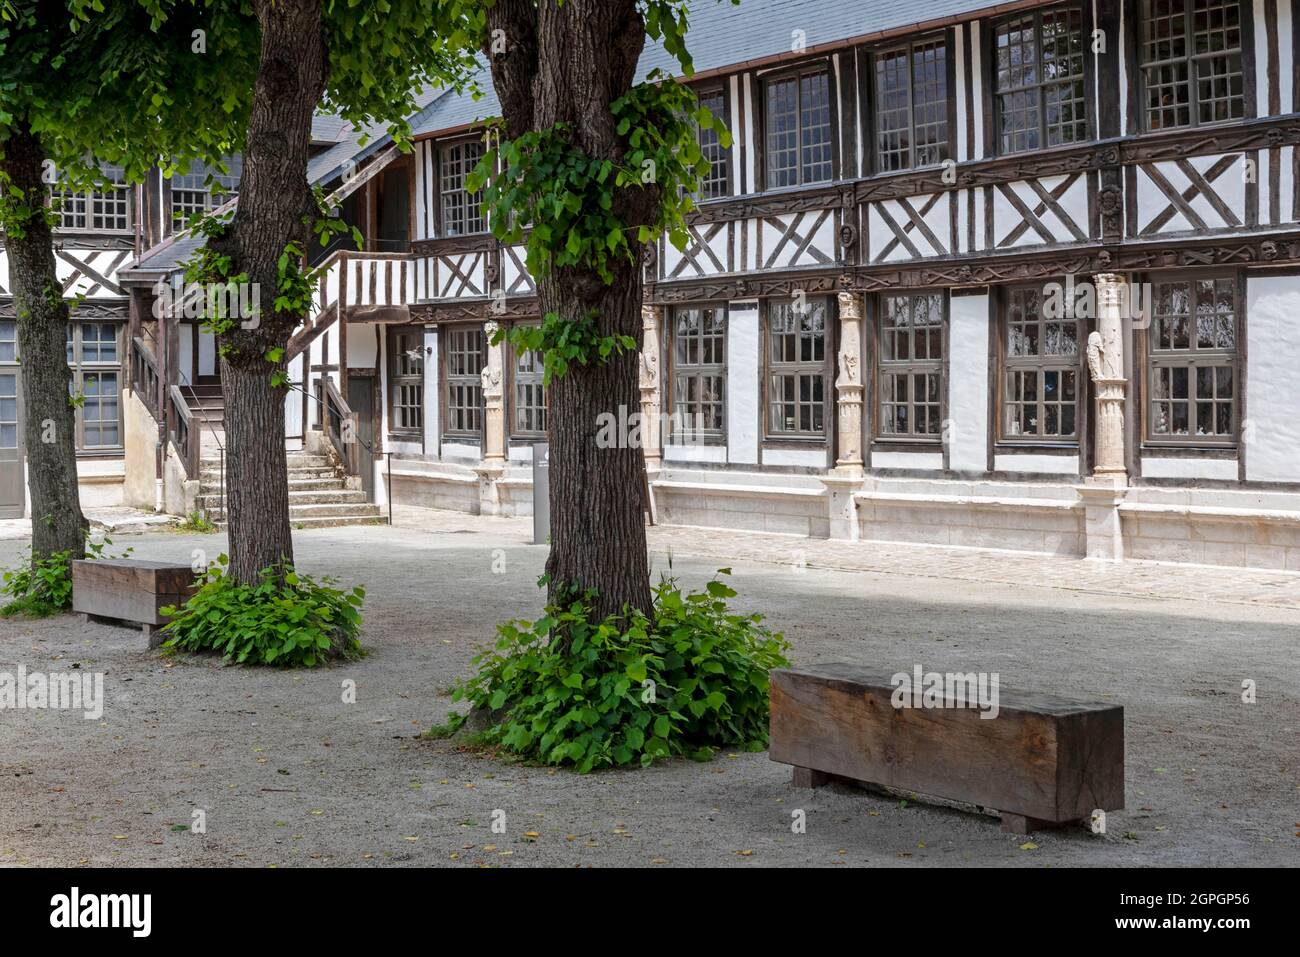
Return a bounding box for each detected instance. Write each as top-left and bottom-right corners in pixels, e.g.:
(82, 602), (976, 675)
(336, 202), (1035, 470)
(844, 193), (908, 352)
(213, 0), (328, 584)
(489, 0), (655, 620)
(0, 122), (87, 564)
(541, 264), (651, 620)
(221, 356), (294, 582)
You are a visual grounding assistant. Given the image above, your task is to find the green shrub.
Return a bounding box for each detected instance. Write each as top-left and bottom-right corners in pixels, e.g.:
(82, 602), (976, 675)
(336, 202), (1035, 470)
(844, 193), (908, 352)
(175, 511), (217, 534)
(1, 536), (122, 618)
(161, 555), (365, 667)
(1, 548), (75, 618)
(445, 571), (790, 772)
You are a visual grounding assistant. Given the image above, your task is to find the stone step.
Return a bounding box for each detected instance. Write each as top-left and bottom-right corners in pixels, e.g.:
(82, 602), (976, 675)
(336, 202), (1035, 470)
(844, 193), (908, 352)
(199, 467), (338, 482)
(287, 502), (383, 519)
(216, 514), (386, 531)
(200, 454), (332, 470)
(198, 489), (364, 508)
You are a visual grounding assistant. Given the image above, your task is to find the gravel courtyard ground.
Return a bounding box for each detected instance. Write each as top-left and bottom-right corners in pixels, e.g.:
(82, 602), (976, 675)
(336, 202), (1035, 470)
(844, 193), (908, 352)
(1, 508), (1296, 867)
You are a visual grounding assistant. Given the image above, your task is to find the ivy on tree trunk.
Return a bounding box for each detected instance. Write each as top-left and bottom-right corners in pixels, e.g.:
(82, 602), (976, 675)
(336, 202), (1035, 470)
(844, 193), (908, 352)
(0, 122), (87, 563)
(485, 0), (662, 620)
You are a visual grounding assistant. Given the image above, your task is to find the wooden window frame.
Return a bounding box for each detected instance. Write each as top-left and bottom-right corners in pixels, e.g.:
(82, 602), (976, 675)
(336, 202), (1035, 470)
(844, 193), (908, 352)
(1135, 0), (1250, 132)
(67, 321), (125, 452)
(667, 303), (727, 445)
(988, 4), (1094, 156)
(386, 325), (425, 438)
(869, 32), (956, 173)
(507, 324), (547, 441)
(52, 166), (133, 234)
(437, 137), (487, 238)
(1139, 270), (1242, 449)
(694, 84), (732, 201)
(763, 297), (832, 443)
(995, 282), (1087, 446)
(873, 290), (947, 444)
(440, 323), (485, 443)
(758, 60), (838, 191)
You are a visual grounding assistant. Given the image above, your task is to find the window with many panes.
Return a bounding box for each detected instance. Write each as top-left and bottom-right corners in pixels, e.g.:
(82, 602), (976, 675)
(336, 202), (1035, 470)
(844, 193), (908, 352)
(1001, 285), (1082, 441)
(0, 370), (16, 452)
(766, 299), (828, 438)
(444, 326), (485, 439)
(993, 8), (1088, 154)
(0, 321), (16, 452)
(52, 166), (132, 232)
(696, 88), (731, 199)
(1147, 275), (1238, 444)
(66, 322), (123, 450)
(671, 306), (726, 441)
(388, 327), (424, 435)
(0, 319), (16, 363)
(764, 67), (833, 189)
(512, 338), (546, 438)
(1140, 0), (1244, 130)
(875, 37), (949, 171)
(440, 140), (486, 237)
(169, 160), (240, 229)
(878, 292), (945, 439)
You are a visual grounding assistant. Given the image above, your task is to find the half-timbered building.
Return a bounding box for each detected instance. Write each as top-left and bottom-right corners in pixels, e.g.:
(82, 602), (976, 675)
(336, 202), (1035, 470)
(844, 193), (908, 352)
(12, 0), (1299, 570)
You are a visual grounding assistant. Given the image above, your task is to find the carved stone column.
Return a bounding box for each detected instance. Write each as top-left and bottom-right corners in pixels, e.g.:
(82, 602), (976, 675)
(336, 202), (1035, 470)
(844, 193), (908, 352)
(1081, 273), (1130, 562)
(833, 289), (865, 474)
(1087, 273), (1128, 485)
(481, 320), (506, 465)
(823, 288), (866, 541)
(476, 320), (507, 515)
(639, 303), (663, 472)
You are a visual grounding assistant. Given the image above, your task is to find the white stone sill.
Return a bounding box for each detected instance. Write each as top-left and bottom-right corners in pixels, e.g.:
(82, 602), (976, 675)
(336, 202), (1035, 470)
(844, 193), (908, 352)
(1118, 502), (1300, 524)
(652, 480), (827, 500)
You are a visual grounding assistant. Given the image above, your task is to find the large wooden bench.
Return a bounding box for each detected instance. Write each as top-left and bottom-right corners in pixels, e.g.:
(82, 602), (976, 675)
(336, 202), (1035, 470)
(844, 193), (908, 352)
(769, 663), (1124, 834)
(71, 560), (199, 647)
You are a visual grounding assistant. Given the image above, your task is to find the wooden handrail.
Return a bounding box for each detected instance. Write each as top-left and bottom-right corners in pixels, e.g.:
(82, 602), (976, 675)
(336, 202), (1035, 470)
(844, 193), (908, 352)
(131, 337), (161, 420)
(168, 384), (201, 481)
(320, 376), (358, 477)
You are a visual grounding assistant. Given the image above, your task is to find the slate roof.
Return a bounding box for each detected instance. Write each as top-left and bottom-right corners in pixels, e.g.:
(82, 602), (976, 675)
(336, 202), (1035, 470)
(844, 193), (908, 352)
(126, 0), (1000, 276)
(410, 0), (997, 136)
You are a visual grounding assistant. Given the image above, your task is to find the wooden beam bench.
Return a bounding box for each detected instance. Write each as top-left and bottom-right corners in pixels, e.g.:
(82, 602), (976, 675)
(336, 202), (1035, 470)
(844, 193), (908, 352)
(71, 560), (199, 647)
(769, 663), (1124, 834)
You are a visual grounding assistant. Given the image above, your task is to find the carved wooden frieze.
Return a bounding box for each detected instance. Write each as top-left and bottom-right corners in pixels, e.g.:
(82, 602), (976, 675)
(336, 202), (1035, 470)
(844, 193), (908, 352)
(409, 294), (540, 324)
(410, 233), (497, 257)
(652, 270), (839, 304)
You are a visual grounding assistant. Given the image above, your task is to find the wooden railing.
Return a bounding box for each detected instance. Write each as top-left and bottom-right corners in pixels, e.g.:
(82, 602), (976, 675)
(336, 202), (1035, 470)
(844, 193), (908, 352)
(132, 336), (161, 420)
(319, 376), (358, 478)
(168, 385), (201, 481)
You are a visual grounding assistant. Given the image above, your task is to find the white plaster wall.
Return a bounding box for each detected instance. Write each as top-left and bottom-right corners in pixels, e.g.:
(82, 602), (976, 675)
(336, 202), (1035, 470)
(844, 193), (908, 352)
(763, 447), (827, 468)
(198, 328), (216, 377)
(872, 450), (943, 470)
(664, 443), (727, 464)
(948, 293), (989, 472)
(994, 454), (1080, 475)
(1142, 456), (1239, 480)
(1254, 0), (1269, 118)
(177, 325), (194, 386)
(348, 324), (378, 368)
(1245, 275), (1300, 482)
(726, 300), (759, 465)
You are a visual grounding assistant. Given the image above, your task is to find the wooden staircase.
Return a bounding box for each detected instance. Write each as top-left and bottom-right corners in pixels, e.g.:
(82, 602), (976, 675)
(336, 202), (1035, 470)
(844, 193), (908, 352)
(198, 451), (384, 529)
(184, 386), (383, 529)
